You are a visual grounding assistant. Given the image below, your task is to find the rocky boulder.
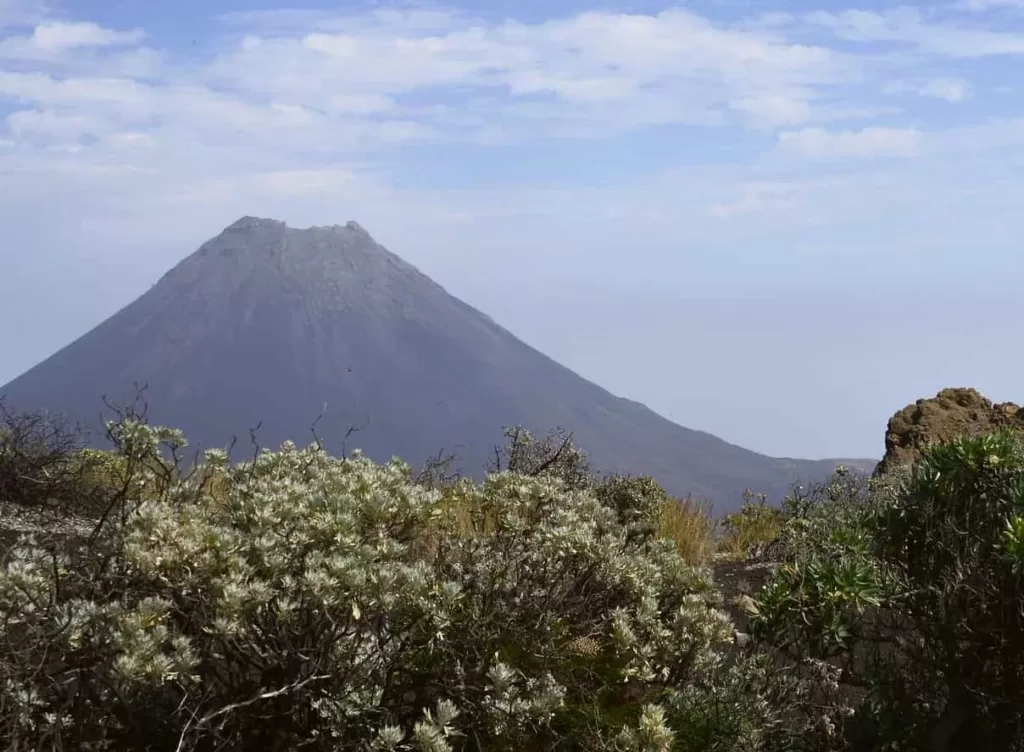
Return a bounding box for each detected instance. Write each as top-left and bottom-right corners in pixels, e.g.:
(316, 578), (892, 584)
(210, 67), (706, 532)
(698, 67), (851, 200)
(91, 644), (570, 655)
(875, 387), (1024, 475)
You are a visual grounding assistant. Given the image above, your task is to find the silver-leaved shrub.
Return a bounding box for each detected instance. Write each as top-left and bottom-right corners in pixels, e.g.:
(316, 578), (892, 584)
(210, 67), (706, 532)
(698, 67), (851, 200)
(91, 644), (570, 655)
(0, 420), (764, 751)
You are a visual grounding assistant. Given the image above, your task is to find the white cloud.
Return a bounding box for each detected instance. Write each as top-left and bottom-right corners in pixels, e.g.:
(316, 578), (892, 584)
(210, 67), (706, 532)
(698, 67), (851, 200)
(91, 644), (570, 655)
(710, 182), (801, 218)
(0, 72), (153, 112)
(885, 77), (973, 102)
(805, 8), (1024, 57)
(199, 8), (846, 135)
(0, 4), (1014, 183)
(927, 117), (1024, 154)
(0, 1), (890, 206)
(30, 21), (144, 51)
(215, 7), (460, 35)
(919, 77), (971, 102)
(729, 94), (811, 127)
(0, 2), (1020, 278)
(505, 71), (640, 104)
(6, 108), (109, 140)
(167, 168), (369, 205)
(778, 126), (922, 158)
(957, 0), (1024, 10)
(0, 0), (46, 28)
(0, 22), (149, 70)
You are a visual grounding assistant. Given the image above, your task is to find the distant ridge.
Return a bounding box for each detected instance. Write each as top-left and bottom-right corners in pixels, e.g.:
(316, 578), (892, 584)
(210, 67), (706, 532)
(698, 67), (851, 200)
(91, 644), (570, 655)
(1, 217), (875, 512)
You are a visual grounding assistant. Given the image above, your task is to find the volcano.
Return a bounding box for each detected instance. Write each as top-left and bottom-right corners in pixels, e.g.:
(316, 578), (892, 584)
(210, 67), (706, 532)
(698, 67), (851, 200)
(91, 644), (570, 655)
(0, 217), (873, 511)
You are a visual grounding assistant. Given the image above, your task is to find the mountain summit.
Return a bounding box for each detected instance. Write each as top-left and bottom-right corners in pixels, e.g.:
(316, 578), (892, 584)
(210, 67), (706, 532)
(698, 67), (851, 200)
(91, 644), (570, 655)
(1, 218), (871, 511)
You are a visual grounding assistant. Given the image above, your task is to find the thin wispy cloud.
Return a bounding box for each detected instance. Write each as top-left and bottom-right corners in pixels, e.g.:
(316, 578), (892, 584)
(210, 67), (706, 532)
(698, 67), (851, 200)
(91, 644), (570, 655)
(198, 8), (852, 139)
(957, 0), (1024, 11)
(0, 0), (46, 28)
(777, 126), (923, 159)
(32, 21), (143, 51)
(1, 3), (1021, 235)
(804, 7), (1024, 57)
(919, 77), (971, 101)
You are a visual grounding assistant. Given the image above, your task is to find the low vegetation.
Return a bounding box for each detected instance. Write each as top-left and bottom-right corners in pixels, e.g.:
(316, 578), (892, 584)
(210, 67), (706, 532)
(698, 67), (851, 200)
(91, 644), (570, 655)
(750, 433), (1024, 750)
(0, 398), (1021, 750)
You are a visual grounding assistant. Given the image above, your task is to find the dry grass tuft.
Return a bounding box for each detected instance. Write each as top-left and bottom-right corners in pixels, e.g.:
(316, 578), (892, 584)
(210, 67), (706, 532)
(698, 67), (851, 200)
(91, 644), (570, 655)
(655, 495), (715, 566)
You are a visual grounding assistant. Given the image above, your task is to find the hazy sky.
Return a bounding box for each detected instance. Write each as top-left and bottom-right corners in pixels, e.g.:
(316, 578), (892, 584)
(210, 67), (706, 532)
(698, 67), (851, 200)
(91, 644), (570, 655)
(1, 0), (1022, 460)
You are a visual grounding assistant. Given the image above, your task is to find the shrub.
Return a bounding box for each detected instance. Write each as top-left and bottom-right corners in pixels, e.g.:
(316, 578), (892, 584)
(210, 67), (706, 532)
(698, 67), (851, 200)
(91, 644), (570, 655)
(869, 431), (1024, 749)
(0, 402), (121, 551)
(488, 425), (593, 490)
(750, 436), (1024, 750)
(716, 492), (784, 561)
(0, 400), (93, 514)
(488, 429), (715, 566)
(0, 420), (753, 751)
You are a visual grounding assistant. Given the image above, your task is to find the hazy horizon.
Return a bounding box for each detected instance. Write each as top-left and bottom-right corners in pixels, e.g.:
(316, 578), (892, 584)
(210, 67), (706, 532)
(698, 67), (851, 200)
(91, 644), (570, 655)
(3, 0), (1023, 461)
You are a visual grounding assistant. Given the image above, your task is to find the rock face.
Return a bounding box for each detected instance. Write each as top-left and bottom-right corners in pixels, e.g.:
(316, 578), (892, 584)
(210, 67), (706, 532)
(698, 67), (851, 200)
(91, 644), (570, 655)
(876, 387), (1024, 475)
(2, 217), (870, 512)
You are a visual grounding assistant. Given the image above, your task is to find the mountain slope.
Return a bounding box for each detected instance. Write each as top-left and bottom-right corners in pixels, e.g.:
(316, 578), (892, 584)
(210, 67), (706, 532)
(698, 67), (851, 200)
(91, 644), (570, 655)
(1, 217), (873, 511)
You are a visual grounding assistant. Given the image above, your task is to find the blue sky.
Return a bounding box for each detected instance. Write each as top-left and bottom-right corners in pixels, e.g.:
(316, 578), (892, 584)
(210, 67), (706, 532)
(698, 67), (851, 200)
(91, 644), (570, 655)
(1, 0), (1023, 460)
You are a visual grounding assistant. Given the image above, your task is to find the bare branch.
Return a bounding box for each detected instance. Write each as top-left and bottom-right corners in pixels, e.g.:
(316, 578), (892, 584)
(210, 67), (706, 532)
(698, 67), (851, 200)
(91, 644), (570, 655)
(175, 674), (331, 752)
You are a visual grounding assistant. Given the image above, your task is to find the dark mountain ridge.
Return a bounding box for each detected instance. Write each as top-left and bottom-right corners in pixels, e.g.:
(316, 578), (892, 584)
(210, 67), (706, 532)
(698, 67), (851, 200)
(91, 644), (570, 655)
(1, 217), (875, 512)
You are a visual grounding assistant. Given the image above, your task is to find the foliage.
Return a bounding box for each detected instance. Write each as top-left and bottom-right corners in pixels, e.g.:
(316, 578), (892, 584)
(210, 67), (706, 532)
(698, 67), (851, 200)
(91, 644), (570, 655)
(750, 438), (1024, 750)
(485, 428), (715, 566)
(15, 407), (1021, 751)
(488, 425), (593, 490)
(0, 419), (774, 751)
(0, 399), (96, 514)
(716, 492), (784, 560)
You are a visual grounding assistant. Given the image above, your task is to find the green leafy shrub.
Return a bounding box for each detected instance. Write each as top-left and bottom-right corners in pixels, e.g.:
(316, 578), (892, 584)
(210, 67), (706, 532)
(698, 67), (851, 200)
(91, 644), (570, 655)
(0, 420), (763, 751)
(869, 431), (1024, 750)
(750, 435), (1024, 750)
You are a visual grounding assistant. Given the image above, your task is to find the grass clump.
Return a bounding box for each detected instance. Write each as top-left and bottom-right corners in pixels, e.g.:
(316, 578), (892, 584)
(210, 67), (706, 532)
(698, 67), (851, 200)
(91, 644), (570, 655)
(655, 495), (715, 566)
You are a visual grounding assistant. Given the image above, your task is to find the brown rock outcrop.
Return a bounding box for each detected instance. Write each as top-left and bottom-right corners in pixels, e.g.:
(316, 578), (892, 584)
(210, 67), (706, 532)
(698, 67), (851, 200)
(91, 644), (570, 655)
(875, 387), (1024, 476)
